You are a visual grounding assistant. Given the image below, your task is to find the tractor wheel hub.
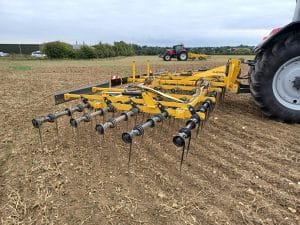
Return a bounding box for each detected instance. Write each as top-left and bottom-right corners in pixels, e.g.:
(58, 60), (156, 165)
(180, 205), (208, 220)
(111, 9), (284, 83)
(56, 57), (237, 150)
(272, 56), (300, 110)
(293, 76), (300, 89)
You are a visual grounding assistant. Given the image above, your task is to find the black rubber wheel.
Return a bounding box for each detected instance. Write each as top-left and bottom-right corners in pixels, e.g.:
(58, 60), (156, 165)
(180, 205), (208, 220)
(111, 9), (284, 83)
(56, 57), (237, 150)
(250, 32), (300, 123)
(178, 52), (188, 61)
(163, 54), (171, 61)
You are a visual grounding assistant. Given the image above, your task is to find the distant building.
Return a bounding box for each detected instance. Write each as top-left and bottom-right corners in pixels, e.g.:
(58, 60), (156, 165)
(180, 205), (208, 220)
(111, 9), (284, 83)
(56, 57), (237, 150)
(0, 44), (40, 54)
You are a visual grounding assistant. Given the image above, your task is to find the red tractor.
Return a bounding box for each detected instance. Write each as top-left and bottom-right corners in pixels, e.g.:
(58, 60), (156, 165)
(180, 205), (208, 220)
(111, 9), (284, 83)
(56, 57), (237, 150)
(161, 44), (188, 61)
(247, 0), (300, 123)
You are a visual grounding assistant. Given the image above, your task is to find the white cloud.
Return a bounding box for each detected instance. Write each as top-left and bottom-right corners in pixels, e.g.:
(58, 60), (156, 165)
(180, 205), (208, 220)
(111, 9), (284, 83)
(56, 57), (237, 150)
(0, 0), (296, 46)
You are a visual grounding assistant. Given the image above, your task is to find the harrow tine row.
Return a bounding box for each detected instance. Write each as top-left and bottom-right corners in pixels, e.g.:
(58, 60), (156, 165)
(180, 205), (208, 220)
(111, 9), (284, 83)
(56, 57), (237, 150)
(122, 111), (168, 144)
(70, 107), (110, 128)
(95, 107), (139, 135)
(32, 103), (90, 128)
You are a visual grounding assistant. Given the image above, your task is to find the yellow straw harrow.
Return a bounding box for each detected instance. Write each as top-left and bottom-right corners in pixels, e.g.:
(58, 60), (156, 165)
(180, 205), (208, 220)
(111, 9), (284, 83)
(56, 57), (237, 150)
(32, 59), (249, 169)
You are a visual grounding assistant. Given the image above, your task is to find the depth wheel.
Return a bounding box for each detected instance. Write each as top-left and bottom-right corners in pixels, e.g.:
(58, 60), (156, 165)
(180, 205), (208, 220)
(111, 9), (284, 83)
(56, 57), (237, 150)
(250, 33), (300, 123)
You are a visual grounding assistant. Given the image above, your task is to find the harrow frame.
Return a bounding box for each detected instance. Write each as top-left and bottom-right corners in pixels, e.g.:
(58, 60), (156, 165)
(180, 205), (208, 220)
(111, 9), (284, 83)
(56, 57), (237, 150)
(32, 58), (247, 169)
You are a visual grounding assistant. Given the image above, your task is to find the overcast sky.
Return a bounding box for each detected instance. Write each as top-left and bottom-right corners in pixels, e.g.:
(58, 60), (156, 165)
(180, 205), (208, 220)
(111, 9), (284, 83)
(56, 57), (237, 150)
(0, 0), (296, 46)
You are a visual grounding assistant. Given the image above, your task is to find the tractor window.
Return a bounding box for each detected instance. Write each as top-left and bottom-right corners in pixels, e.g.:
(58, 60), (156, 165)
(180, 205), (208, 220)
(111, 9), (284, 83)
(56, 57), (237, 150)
(174, 45), (182, 52)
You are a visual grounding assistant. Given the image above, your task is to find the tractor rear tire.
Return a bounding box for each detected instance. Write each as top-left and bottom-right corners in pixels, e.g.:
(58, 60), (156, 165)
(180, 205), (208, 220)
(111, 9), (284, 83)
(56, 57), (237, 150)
(178, 52), (188, 61)
(163, 54), (171, 61)
(250, 32), (300, 123)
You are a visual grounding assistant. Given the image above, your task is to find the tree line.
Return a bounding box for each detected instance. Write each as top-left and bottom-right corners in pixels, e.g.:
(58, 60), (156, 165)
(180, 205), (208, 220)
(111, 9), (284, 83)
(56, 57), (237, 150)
(42, 41), (254, 59)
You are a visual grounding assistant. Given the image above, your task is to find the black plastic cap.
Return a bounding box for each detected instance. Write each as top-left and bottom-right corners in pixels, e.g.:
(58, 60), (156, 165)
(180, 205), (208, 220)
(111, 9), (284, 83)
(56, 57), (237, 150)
(95, 124), (105, 134)
(122, 132), (132, 144)
(70, 118), (78, 128)
(173, 135), (185, 147)
(32, 118), (42, 128)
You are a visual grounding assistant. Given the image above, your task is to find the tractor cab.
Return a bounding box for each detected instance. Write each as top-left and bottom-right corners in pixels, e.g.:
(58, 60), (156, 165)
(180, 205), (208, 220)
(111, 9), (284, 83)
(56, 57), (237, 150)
(173, 44), (185, 53)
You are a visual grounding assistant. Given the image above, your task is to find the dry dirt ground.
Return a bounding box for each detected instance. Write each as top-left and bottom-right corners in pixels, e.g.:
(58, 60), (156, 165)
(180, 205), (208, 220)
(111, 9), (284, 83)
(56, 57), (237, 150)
(0, 56), (299, 225)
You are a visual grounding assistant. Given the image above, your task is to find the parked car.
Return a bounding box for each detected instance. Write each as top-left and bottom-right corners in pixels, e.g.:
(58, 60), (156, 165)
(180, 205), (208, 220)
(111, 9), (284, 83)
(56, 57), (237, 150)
(0, 51), (9, 57)
(31, 51), (46, 58)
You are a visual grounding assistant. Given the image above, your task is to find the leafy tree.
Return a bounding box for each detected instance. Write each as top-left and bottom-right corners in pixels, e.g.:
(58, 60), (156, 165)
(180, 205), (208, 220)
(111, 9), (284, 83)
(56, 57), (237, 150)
(94, 42), (116, 58)
(113, 41), (134, 56)
(77, 45), (96, 59)
(232, 48), (252, 55)
(42, 41), (75, 59)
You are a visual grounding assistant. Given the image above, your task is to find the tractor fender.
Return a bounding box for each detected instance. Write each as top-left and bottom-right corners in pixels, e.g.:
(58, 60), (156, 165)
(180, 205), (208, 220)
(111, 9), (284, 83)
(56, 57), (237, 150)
(255, 21), (300, 52)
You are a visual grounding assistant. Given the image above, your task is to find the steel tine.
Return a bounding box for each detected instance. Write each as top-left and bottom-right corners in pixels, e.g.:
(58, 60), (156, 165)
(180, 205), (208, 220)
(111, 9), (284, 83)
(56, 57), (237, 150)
(90, 117), (93, 130)
(101, 132), (104, 143)
(90, 118), (94, 143)
(219, 89), (223, 102)
(142, 112), (145, 121)
(103, 113), (106, 123)
(72, 127), (79, 148)
(180, 144), (185, 172)
(95, 113), (99, 124)
(54, 120), (59, 138)
(186, 136), (192, 158)
(210, 101), (215, 112)
(205, 110), (210, 121)
(134, 113), (138, 126)
(69, 104), (74, 119)
(217, 92), (221, 102)
(172, 117), (176, 128)
(196, 121), (201, 137)
(54, 120), (60, 145)
(76, 127), (81, 147)
(200, 119), (205, 132)
(214, 93), (220, 110)
(222, 89), (226, 101)
(220, 91), (223, 102)
(38, 127), (43, 145)
(128, 142), (133, 170)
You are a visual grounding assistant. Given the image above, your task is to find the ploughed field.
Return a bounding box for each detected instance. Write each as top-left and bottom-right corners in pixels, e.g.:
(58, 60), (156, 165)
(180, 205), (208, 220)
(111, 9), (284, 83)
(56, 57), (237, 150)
(0, 55), (299, 225)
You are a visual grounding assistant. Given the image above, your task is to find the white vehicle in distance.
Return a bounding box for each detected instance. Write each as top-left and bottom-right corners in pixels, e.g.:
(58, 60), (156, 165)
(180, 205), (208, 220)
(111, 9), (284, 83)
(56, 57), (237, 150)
(31, 51), (46, 58)
(0, 51), (9, 57)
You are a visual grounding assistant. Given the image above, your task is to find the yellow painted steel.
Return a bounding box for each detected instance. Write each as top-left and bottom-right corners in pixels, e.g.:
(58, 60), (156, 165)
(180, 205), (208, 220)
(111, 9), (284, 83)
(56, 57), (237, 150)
(147, 60), (150, 77)
(63, 59), (242, 120)
(188, 52), (208, 60)
(132, 61), (136, 83)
